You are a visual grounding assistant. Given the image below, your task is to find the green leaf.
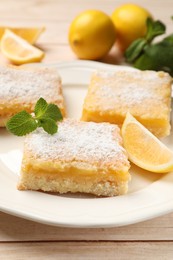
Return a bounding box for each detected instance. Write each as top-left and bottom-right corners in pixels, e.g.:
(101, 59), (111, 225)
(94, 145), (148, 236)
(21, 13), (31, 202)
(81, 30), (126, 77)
(6, 97), (63, 136)
(161, 33), (173, 44)
(146, 18), (166, 42)
(44, 104), (63, 121)
(125, 38), (147, 62)
(6, 111), (37, 136)
(34, 97), (48, 118)
(39, 118), (58, 135)
(35, 98), (63, 122)
(134, 43), (173, 76)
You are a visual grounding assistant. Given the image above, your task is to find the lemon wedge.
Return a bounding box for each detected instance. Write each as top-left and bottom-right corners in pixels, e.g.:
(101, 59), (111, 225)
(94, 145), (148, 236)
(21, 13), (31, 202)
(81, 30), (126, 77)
(121, 112), (173, 173)
(0, 27), (45, 44)
(1, 29), (45, 65)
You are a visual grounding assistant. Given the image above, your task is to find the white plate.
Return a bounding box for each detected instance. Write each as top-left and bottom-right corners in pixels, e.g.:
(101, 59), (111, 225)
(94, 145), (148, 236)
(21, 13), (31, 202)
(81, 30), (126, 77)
(0, 60), (173, 228)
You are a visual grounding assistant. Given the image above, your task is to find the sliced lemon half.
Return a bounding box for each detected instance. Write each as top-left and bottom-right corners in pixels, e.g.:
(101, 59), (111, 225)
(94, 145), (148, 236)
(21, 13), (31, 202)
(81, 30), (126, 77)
(121, 112), (173, 173)
(1, 29), (45, 65)
(0, 27), (45, 44)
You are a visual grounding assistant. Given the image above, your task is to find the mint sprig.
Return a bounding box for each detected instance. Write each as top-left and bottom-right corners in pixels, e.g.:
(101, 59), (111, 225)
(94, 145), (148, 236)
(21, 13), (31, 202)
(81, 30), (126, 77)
(145, 18), (166, 42)
(6, 98), (63, 136)
(125, 18), (166, 63)
(125, 17), (173, 75)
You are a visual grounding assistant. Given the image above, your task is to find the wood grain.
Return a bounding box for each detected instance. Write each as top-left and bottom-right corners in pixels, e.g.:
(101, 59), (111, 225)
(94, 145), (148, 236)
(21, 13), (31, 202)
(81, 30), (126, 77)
(0, 211), (173, 242)
(0, 0), (172, 65)
(1, 242), (173, 260)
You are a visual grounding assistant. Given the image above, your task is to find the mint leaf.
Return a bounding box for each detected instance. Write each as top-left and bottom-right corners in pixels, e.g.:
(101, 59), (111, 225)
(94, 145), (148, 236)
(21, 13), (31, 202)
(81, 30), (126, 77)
(6, 98), (63, 136)
(146, 18), (166, 42)
(162, 33), (173, 44)
(134, 43), (173, 76)
(124, 16), (173, 76)
(44, 104), (63, 121)
(125, 18), (166, 64)
(35, 98), (63, 122)
(34, 97), (48, 118)
(6, 111), (37, 136)
(39, 118), (58, 135)
(125, 38), (147, 62)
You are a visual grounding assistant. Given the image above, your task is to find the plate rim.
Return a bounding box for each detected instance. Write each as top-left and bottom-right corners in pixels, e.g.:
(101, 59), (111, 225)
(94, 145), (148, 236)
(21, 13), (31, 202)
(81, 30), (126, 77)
(0, 60), (173, 228)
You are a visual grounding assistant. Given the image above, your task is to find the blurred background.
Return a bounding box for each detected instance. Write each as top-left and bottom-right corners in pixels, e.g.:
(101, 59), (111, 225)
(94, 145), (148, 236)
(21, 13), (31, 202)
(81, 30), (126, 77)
(0, 0), (172, 64)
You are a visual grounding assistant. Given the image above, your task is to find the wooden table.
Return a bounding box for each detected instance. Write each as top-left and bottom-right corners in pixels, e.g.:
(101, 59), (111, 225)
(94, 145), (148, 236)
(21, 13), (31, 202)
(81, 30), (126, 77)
(0, 0), (173, 259)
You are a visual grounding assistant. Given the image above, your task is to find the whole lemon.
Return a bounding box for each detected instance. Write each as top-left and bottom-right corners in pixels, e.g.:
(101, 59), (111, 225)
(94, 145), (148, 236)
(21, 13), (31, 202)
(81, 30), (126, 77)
(112, 4), (152, 51)
(68, 10), (116, 60)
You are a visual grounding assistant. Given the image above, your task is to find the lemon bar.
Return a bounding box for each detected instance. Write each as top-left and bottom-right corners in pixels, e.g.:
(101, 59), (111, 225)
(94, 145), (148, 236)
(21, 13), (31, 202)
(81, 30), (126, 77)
(0, 65), (66, 126)
(81, 70), (172, 137)
(18, 119), (130, 197)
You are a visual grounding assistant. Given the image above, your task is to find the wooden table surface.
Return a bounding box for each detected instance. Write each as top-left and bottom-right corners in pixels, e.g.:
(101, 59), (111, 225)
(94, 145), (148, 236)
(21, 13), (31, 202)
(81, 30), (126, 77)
(0, 0), (173, 259)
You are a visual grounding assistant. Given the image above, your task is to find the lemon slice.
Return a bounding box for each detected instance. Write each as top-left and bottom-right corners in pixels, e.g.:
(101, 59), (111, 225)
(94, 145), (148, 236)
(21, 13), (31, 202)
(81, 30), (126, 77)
(1, 29), (45, 65)
(0, 27), (45, 44)
(121, 112), (173, 173)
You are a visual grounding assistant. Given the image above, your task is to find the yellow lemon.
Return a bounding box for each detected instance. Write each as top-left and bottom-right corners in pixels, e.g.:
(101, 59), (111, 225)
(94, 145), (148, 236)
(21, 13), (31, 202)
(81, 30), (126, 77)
(0, 27), (45, 44)
(1, 29), (45, 65)
(68, 10), (116, 60)
(112, 4), (152, 51)
(121, 113), (173, 173)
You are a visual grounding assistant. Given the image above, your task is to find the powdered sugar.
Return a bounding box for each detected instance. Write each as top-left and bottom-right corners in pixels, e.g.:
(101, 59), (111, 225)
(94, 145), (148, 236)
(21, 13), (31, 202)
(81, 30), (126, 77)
(92, 70), (172, 108)
(95, 69), (171, 82)
(99, 83), (157, 105)
(0, 66), (62, 103)
(26, 119), (129, 170)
